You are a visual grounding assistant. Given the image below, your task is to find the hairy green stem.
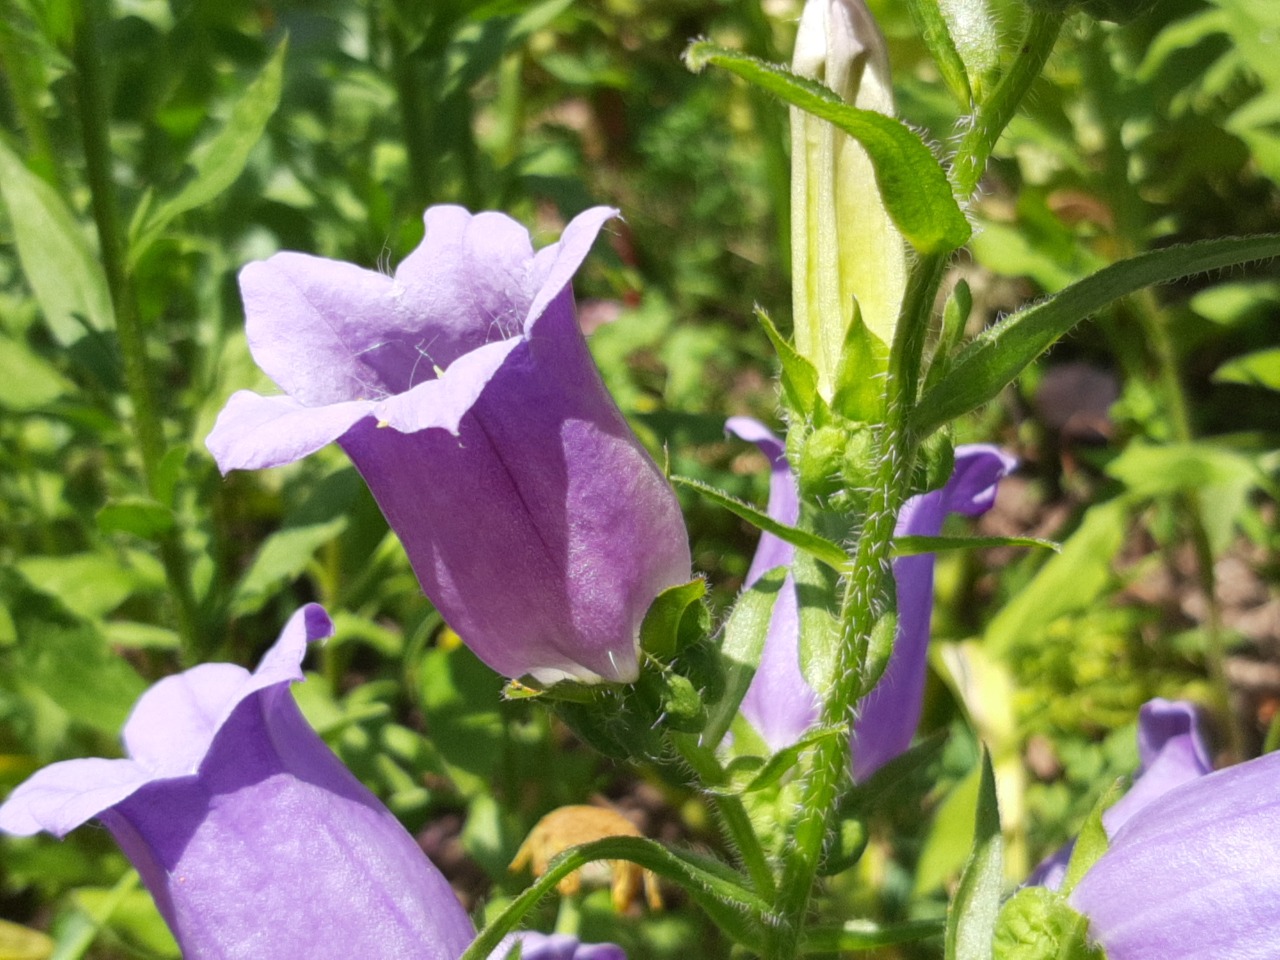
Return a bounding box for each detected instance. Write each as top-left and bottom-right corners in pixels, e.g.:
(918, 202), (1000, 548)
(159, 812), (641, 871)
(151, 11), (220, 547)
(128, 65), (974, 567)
(674, 734), (777, 900)
(762, 17), (1067, 956)
(950, 11), (1066, 199)
(74, 0), (199, 661)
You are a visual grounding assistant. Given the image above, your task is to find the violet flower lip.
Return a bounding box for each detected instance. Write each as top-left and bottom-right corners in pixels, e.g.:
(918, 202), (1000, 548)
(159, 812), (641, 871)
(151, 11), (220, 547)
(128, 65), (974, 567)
(206, 206), (691, 685)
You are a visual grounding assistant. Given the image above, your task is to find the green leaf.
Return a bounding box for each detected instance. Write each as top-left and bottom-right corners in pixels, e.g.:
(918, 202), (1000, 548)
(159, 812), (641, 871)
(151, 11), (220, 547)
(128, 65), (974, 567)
(0, 137), (113, 345)
(1060, 779), (1122, 895)
(640, 578), (708, 659)
(0, 917), (55, 960)
(735, 726), (843, 793)
(230, 517), (347, 617)
(0, 337), (73, 411)
(129, 39), (287, 263)
(937, 0), (1001, 99)
(912, 233), (1280, 436)
(755, 305), (819, 415)
(684, 42), (970, 254)
(904, 0), (972, 104)
(923, 279), (973, 394)
(892, 535), (1061, 556)
(794, 543), (842, 696)
(1213, 346), (1280, 391)
(96, 497), (175, 540)
(459, 836), (768, 960)
(945, 750), (1003, 960)
(18, 622), (146, 734)
(672, 475), (847, 571)
(802, 918), (944, 953)
(704, 566), (785, 746)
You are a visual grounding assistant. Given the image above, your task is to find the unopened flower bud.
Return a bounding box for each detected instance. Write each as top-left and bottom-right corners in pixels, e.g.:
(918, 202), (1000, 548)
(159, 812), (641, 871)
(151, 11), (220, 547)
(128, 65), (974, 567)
(791, 0), (908, 402)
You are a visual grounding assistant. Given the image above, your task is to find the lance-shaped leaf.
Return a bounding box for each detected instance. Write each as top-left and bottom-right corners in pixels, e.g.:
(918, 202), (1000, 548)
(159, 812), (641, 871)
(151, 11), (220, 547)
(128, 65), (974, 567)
(129, 39), (287, 264)
(704, 566), (786, 747)
(903, 0), (972, 104)
(0, 138), (113, 345)
(684, 41), (971, 254)
(912, 233), (1280, 436)
(672, 476), (848, 571)
(892, 534), (1060, 556)
(946, 750), (1003, 960)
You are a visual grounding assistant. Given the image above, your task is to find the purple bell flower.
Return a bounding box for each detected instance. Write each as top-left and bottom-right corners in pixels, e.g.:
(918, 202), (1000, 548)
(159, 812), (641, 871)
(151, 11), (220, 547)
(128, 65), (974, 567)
(0, 605), (475, 960)
(726, 419), (1014, 778)
(1068, 729), (1280, 959)
(1028, 698), (1213, 889)
(206, 207), (691, 685)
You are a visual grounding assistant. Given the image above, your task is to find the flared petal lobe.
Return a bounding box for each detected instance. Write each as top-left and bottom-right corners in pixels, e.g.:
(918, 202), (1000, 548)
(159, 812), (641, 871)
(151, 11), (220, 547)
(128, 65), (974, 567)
(727, 422), (1013, 770)
(1027, 698), (1213, 889)
(206, 207), (691, 684)
(0, 606), (475, 960)
(1069, 747), (1280, 960)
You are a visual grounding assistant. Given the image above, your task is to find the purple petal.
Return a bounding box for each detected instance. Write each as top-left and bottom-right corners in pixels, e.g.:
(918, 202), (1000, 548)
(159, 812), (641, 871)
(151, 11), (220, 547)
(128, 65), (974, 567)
(524, 207), (621, 337)
(852, 444), (1016, 779)
(2, 605), (475, 960)
(491, 932), (628, 960)
(1027, 698), (1214, 889)
(206, 391), (374, 472)
(726, 417), (818, 751)
(725, 416), (799, 582)
(0, 759), (151, 838)
(1070, 749), (1280, 960)
(375, 336), (523, 435)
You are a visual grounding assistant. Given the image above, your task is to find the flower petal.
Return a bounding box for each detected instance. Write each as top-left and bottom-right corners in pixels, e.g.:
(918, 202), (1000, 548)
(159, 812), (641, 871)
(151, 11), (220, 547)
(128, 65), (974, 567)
(375, 336), (523, 435)
(525, 207), (619, 336)
(1070, 750), (1280, 960)
(0, 758), (151, 838)
(121, 605), (334, 777)
(206, 390), (374, 472)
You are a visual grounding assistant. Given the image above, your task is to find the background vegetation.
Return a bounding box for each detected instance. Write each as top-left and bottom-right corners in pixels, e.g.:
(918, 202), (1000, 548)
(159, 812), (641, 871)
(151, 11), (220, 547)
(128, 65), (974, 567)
(1, 0), (1277, 955)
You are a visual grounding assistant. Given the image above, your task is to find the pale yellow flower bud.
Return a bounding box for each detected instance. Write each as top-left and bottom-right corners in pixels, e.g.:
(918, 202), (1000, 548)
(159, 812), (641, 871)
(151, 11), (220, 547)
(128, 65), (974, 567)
(791, 0), (907, 402)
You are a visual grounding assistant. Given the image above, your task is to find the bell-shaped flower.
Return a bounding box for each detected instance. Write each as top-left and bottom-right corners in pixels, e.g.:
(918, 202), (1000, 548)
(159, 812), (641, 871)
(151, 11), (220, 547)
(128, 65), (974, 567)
(727, 419), (1014, 779)
(1028, 698), (1213, 889)
(206, 207), (691, 685)
(1067, 735), (1280, 959)
(0, 605), (475, 960)
(791, 0), (907, 400)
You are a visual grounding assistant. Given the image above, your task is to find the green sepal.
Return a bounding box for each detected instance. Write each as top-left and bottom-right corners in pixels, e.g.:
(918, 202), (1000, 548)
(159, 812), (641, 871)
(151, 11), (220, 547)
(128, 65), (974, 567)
(1061, 779), (1123, 895)
(831, 295), (890, 424)
(755, 305), (820, 416)
(860, 611), (898, 697)
(992, 887), (1105, 960)
(923, 279), (973, 395)
(640, 577), (709, 660)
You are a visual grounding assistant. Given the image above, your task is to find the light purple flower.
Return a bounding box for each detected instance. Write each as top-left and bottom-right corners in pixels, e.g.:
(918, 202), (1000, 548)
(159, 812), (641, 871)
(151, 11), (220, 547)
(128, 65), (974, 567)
(206, 207), (690, 685)
(727, 419), (1014, 778)
(1028, 698), (1214, 889)
(492, 932), (627, 960)
(0, 605), (475, 960)
(1068, 737), (1280, 959)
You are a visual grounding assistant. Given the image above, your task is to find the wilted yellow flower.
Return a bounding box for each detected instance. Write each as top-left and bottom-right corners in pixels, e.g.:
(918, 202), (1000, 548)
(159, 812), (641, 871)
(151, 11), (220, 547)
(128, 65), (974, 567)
(510, 805), (662, 912)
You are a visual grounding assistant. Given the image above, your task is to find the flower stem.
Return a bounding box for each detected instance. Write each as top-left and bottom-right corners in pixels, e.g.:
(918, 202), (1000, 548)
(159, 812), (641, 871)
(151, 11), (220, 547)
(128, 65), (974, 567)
(761, 17), (1066, 956)
(949, 11), (1066, 199)
(74, 0), (200, 662)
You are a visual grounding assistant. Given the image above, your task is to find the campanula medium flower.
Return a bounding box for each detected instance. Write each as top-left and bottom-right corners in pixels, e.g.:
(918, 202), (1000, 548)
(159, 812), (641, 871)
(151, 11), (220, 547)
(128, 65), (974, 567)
(0, 605), (475, 960)
(1067, 731), (1280, 959)
(206, 207), (691, 685)
(727, 419), (1014, 779)
(1028, 698), (1213, 889)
